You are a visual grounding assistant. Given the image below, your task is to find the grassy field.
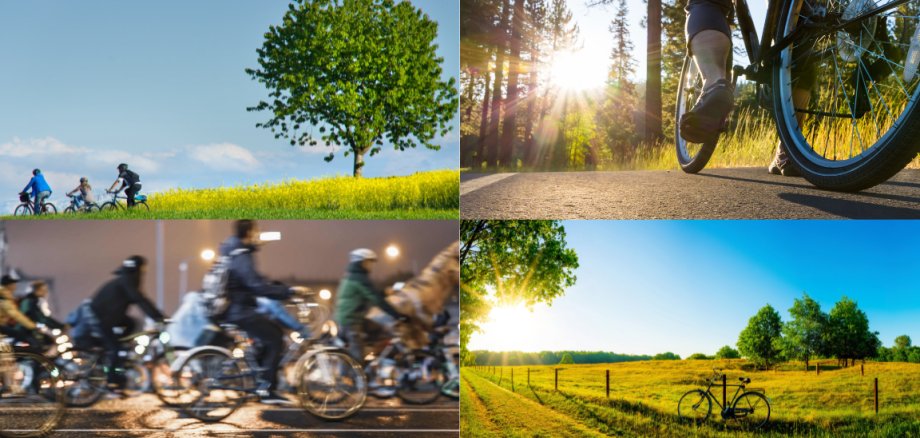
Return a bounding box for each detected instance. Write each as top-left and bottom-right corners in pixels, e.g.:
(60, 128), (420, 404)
(3, 170), (459, 220)
(462, 360), (920, 437)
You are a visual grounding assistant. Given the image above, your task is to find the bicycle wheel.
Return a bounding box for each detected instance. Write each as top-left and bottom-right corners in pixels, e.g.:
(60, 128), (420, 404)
(13, 205), (31, 217)
(441, 377), (459, 399)
(40, 204), (56, 215)
(135, 201), (150, 212)
(0, 352), (65, 438)
(732, 391), (770, 429)
(56, 350), (106, 408)
(394, 350), (445, 405)
(772, 0), (920, 191)
(151, 347), (189, 407)
(296, 349), (367, 421)
(678, 389), (712, 424)
(123, 361), (149, 396)
(177, 350), (248, 422)
(100, 202), (120, 212)
(675, 55), (719, 173)
(63, 206), (76, 214)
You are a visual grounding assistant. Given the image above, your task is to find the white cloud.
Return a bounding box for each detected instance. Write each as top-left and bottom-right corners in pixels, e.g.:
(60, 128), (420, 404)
(0, 137), (89, 157)
(189, 143), (261, 172)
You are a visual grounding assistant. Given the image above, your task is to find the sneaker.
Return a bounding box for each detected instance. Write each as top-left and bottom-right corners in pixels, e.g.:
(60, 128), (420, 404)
(767, 142), (802, 177)
(259, 391), (294, 406)
(679, 79), (735, 144)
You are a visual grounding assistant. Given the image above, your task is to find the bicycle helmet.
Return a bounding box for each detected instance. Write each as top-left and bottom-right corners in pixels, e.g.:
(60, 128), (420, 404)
(32, 169), (41, 175)
(117, 163), (128, 171)
(80, 177), (88, 183)
(349, 248), (377, 263)
(115, 255), (147, 274)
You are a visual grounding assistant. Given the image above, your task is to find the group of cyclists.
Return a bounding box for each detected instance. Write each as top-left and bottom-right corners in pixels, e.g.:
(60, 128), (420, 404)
(19, 163), (143, 214)
(1, 220), (454, 409)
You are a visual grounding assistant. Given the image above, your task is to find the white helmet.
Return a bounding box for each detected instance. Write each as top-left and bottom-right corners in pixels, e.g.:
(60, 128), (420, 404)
(349, 248), (377, 263)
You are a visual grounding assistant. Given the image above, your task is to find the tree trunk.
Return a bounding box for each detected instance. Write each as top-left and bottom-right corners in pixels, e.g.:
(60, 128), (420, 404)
(499, 0), (525, 168)
(477, 70), (493, 169)
(645, 0), (663, 143)
(486, 0), (511, 168)
(353, 151), (365, 177)
(463, 71), (476, 126)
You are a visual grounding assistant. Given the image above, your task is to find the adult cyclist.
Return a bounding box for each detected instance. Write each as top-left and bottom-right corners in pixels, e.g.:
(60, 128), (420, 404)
(107, 163), (142, 208)
(679, 0), (818, 176)
(21, 169), (53, 214)
(87, 256), (166, 391)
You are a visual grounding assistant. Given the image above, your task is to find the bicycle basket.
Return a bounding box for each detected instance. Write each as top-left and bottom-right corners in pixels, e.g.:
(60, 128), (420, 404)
(19, 193), (30, 203)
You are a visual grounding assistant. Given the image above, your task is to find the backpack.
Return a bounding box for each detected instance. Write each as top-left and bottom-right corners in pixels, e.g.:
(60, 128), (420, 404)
(200, 248), (248, 319)
(121, 170), (140, 186)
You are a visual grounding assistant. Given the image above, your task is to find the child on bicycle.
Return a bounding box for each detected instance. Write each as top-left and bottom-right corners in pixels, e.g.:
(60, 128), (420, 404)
(21, 169), (52, 214)
(66, 177), (96, 210)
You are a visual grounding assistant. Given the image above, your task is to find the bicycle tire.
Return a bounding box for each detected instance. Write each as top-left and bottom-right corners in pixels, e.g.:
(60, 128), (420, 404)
(732, 391), (770, 430)
(395, 349), (446, 405)
(13, 205), (31, 217)
(0, 352), (65, 438)
(40, 204), (56, 215)
(296, 348), (367, 421)
(63, 206), (76, 214)
(677, 389), (712, 424)
(100, 202), (119, 212)
(772, 0), (920, 191)
(177, 349), (247, 422)
(675, 55), (719, 173)
(135, 201), (150, 212)
(151, 347), (189, 407)
(54, 350), (107, 408)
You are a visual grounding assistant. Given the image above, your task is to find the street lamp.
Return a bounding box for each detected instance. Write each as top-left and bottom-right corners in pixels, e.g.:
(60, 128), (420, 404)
(385, 244), (400, 258)
(201, 249), (216, 262)
(179, 248), (215, 296)
(319, 289), (332, 301)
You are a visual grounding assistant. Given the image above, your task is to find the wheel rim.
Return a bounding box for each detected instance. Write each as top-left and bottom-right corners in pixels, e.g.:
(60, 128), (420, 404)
(0, 353), (64, 437)
(678, 390), (711, 422)
(14, 205), (31, 216)
(394, 351), (445, 404)
(676, 58), (710, 164)
(777, 0), (920, 169)
(180, 352), (244, 421)
(733, 392), (770, 429)
(298, 350), (366, 419)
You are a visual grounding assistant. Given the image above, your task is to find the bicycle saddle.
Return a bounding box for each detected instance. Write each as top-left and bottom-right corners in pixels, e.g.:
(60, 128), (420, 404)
(739, 377), (751, 384)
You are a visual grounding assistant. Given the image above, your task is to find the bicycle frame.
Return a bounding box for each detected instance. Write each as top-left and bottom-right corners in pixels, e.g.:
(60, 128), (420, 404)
(701, 376), (746, 412)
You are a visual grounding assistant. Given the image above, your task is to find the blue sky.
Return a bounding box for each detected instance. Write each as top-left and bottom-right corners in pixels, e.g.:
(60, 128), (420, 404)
(0, 1), (459, 210)
(468, 220), (920, 357)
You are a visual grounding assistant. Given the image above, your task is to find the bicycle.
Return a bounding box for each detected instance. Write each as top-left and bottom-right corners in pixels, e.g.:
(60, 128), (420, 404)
(172, 322), (366, 422)
(361, 330), (448, 405)
(13, 193), (56, 216)
(429, 327), (459, 399)
(53, 324), (184, 407)
(677, 368), (771, 429)
(676, 0), (920, 191)
(99, 191), (149, 212)
(62, 195), (99, 214)
(0, 336), (64, 438)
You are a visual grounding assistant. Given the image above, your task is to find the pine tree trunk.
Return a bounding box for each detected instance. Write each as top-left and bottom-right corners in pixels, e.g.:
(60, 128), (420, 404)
(477, 70), (493, 169)
(486, 0), (511, 168)
(499, 0), (525, 168)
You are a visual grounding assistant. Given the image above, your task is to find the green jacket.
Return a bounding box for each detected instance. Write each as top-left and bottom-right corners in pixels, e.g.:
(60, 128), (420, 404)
(334, 262), (401, 328)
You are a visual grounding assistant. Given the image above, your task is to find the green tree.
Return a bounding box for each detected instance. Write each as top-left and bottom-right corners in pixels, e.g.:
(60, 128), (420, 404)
(597, 0), (639, 164)
(826, 297), (881, 366)
(460, 220), (579, 362)
(687, 353), (711, 360)
(653, 352), (681, 360)
(781, 293), (828, 370)
(715, 345), (740, 360)
(895, 335), (912, 349)
(247, 0), (458, 177)
(737, 304), (783, 369)
(558, 352), (575, 364)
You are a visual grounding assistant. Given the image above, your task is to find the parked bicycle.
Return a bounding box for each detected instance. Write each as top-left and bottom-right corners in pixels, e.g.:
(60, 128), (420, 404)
(62, 195), (99, 214)
(99, 191), (149, 212)
(678, 368), (771, 429)
(13, 193), (56, 216)
(0, 337), (64, 438)
(676, 0), (920, 191)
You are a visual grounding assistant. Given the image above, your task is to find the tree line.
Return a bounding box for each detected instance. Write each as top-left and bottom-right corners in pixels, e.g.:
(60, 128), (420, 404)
(471, 350), (652, 365)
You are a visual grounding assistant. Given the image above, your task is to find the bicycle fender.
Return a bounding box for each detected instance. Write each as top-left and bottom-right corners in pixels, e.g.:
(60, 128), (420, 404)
(169, 345), (234, 373)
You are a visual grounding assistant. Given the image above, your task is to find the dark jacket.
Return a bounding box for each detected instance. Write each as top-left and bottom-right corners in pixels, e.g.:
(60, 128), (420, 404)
(90, 275), (164, 327)
(19, 294), (64, 330)
(219, 236), (291, 322)
(334, 261), (402, 327)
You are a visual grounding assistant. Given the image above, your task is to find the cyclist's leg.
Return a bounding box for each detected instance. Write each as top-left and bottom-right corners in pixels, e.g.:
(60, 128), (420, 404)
(98, 321), (126, 389)
(338, 322), (365, 364)
(681, 0), (735, 142)
(125, 186), (137, 207)
(236, 315), (284, 391)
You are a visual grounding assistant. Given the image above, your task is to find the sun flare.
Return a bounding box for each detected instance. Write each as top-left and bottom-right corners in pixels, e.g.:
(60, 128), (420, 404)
(548, 50), (608, 92)
(469, 302), (549, 352)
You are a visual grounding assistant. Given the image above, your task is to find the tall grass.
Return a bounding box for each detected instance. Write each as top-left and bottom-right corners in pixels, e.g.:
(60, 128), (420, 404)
(463, 360), (920, 437)
(4, 170), (459, 220)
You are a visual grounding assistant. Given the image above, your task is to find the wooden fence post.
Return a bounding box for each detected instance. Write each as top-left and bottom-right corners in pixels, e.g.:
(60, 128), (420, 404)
(816, 362), (820, 376)
(606, 370), (610, 398)
(527, 368), (530, 386)
(722, 374), (727, 408)
(874, 377), (879, 414)
(861, 362), (864, 377)
(511, 368), (515, 392)
(555, 368), (559, 391)
(499, 368), (503, 386)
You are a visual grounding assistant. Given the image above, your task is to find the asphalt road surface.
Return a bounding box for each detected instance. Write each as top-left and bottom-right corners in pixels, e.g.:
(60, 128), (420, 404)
(33, 394), (458, 437)
(460, 168), (920, 219)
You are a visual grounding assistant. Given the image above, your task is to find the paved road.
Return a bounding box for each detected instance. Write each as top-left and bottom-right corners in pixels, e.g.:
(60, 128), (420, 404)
(460, 168), (920, 219)
(35, 394), (457, 437)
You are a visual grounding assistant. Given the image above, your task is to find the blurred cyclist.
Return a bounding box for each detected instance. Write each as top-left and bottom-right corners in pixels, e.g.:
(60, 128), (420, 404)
(107, 163), (142, 207)
(66, 177), (96, 210)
